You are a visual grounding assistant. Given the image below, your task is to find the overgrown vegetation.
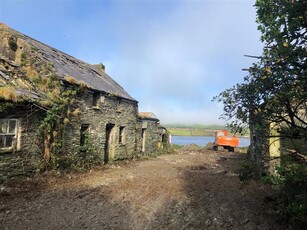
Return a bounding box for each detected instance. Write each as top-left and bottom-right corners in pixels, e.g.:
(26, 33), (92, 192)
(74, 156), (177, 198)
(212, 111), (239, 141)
(78, 133), (102, 170)
(35, 86), (100, 171)
(262, 156), (307, 227)
(239, 160), (262, 181)
(0, 86), (18, 102)
(214, 0), (306, 226)
(1, 39), (102, 171)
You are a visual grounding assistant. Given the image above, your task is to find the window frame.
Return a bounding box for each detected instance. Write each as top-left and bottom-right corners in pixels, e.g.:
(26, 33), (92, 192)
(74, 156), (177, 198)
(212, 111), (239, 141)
(0, 119), (20, 152)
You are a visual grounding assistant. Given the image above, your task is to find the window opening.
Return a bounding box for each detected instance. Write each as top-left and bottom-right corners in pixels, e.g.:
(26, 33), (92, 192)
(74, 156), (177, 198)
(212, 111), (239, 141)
(0, 119), (18, 150)
(93, 92), (100, 107)
(142, 128), (146, 152)
(119, 126), (126, 144)
(80, 124), (90, 146)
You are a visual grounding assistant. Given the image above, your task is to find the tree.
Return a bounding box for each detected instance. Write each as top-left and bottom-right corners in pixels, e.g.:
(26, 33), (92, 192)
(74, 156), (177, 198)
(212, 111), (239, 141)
(214, 0), (307, 141)
(214, 1), (307, 224)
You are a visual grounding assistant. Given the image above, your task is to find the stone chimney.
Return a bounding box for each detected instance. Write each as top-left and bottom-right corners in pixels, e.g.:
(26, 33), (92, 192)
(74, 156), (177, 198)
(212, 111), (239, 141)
(93, 63), (105, 73)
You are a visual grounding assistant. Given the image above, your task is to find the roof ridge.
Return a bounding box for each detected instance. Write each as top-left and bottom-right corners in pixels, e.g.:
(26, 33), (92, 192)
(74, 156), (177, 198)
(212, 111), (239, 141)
(2, 24), (137, 102)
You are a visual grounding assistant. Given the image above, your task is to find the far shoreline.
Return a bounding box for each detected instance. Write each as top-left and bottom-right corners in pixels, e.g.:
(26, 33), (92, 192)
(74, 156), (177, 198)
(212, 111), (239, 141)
(167, 128), (250, 138)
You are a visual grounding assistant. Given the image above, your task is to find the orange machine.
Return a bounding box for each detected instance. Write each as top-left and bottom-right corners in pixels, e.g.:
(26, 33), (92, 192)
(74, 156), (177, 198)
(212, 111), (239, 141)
(213, 130), (239, 152)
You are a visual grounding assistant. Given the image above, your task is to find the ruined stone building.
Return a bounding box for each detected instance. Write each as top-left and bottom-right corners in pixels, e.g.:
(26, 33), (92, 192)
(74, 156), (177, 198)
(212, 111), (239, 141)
(138, 112), (169, 153)
(249, 108), (306, 176)
(0, 23), (169, 178)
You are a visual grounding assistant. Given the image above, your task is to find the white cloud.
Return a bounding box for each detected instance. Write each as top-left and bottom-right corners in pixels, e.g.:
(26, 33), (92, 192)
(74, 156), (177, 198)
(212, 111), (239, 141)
(2, 0), (262, 125)
(102, 0), (262, 125)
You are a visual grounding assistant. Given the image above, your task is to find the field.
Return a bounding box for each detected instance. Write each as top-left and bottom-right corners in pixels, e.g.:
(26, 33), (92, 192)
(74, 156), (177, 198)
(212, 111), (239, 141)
(164, 124), (225, 136)
(164, 125), (250, 137)
(167, 128), (216, 136)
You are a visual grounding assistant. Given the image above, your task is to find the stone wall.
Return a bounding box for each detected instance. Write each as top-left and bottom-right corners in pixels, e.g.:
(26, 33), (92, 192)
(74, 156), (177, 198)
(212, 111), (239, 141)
(0, 90), (169, 179)
(61, 90), (139, 162)
(137, 119), (170, 155)
(249, 114), (270, 177)
(0, 104), (45, 179)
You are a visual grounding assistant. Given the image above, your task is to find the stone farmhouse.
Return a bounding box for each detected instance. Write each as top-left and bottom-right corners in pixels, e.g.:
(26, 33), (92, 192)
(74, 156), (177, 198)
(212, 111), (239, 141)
(0, 23), (169, 178)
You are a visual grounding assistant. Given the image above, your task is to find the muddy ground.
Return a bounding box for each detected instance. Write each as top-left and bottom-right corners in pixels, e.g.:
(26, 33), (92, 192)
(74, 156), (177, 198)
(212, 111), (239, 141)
(0, 147), (282, 230)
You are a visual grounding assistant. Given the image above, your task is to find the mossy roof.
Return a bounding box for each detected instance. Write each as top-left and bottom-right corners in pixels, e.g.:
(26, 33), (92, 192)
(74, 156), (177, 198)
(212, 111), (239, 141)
(0, 23), (137, 102)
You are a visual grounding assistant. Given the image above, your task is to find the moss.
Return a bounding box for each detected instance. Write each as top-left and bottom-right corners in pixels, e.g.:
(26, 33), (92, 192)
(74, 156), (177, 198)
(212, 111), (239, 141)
(64, 75), (88, 90)
(0, 86), (19, 102)
(0, 102), (16, 113)
(48, 62), (54, 67)
(31, 46), (39, 52)
(22, 66), (39, 79)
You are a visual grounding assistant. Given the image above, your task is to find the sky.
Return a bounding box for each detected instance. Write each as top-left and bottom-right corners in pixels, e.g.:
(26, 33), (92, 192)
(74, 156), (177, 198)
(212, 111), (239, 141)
(0, 0), (263, 125)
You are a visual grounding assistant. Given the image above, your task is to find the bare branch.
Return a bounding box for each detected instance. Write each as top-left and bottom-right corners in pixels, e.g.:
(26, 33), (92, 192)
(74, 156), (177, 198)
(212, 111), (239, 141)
(244, 55), (262, 59)
(287, 149), (307, 162)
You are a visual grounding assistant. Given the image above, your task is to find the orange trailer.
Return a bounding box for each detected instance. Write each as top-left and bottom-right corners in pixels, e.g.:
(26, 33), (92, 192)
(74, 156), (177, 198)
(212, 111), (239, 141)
(213, 130), (239, 152)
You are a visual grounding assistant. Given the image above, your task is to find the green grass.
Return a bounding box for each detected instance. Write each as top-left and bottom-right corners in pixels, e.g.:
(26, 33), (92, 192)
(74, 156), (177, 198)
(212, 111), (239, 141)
(164, 125), (250, 137)
(167, 128), (215, 136)
(163, 124), (227, 129)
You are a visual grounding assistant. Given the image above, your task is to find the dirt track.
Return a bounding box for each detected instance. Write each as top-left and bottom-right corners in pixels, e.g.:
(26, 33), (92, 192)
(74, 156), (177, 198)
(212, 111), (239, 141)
(0, 148), (281, 230)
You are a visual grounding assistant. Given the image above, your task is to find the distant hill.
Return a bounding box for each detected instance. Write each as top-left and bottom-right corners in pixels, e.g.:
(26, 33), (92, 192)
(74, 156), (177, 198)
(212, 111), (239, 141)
(163, 124), (227, 130)
(163, 124), (224, 136)
(163, 124), (250, 137)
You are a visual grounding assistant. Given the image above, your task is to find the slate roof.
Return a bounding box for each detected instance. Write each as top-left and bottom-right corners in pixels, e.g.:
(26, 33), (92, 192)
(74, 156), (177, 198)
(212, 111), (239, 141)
(0, 55), (48, 100)
(138, 112), (159, 121)
(1, 24), (136, 102)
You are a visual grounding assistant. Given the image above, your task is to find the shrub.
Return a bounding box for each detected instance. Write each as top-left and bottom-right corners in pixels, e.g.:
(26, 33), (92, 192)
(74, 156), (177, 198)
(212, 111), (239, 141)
(0, 87), (18, 102)
(238, 160), (262, 181)
(8, 36), (18, 51)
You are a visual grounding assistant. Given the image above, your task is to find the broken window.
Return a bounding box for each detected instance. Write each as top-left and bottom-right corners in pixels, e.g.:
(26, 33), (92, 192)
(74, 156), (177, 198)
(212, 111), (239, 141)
(80, 124), (90, 146)
(119, 126), (126, 144)
(0, 119), (19, 151)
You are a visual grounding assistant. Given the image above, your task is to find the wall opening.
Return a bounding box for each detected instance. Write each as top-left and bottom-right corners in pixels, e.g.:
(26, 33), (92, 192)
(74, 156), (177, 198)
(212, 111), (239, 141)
(80, 124), (90, 147)
(105, 124), (115, 163)
(162, 134), (167, 148)
(142, 128), (146, 153)
(93, 92), (100, 107)
(119, 126), (126, 144)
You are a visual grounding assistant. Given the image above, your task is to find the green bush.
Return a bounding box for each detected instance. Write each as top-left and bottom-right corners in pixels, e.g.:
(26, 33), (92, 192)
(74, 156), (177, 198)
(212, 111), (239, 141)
(262, 155), (307, 227)
(238, 161), (262, 181)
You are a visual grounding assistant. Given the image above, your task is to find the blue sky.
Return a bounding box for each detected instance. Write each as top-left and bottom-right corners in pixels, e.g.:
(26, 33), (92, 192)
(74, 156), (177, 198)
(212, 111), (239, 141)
(0, 0), (263, 125)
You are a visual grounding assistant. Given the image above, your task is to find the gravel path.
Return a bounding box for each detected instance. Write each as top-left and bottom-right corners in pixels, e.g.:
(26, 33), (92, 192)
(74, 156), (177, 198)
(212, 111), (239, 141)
(0, 149), (281, 229)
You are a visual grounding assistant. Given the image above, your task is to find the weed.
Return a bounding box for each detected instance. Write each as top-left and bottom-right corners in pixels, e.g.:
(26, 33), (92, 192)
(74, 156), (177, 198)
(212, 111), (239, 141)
(238, 160), (262, 181)
(0, 87), (18, 102)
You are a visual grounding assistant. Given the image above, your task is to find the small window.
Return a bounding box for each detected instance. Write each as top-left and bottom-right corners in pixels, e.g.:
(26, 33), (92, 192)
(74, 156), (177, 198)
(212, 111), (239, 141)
(0, 119), (19, 151)
(80, 124), (90, 146)
(119, 126), (126, 144)
(93, 92), (100, 107)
